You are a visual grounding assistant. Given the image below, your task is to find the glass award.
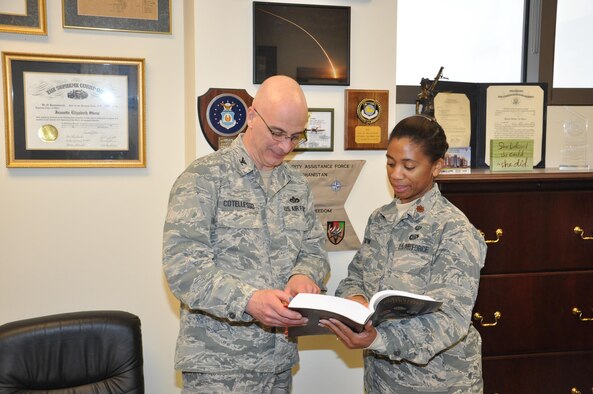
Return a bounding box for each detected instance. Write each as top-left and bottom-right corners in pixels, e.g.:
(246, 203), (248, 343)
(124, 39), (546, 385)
(559, 107), (589, 171)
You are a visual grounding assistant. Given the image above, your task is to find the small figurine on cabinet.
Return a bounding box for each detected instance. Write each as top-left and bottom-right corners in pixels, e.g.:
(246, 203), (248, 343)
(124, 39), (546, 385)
(415, 66), (445, 117)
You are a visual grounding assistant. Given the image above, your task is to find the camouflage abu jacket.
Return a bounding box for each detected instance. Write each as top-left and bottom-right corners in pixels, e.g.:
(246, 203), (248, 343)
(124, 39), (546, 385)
(336, 184), (486, 393)
(163, 136), (329, 373)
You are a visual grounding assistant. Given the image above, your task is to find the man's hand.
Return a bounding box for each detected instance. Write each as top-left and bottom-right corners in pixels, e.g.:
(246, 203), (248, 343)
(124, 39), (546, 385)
(319, 319), (377, 349)
(284, 274), (320, 297)
(246, 289), (307, 327)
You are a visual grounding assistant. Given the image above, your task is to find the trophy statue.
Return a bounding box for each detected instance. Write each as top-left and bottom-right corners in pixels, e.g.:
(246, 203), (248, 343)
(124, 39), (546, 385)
(415, 66), (445, 117)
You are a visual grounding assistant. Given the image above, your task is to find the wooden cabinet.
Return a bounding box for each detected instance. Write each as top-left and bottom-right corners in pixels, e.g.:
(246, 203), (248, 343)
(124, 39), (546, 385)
(438, 170), (593, 394)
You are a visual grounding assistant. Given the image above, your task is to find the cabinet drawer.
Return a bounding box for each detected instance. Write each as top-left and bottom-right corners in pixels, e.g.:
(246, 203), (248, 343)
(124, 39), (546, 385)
(472, 271), (593, 356)
(482, 351), (593, 394)
(444, 190), (593, 274)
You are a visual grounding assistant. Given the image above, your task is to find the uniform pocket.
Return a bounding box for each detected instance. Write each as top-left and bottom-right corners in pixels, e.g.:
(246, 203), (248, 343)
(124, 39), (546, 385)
(217, 208), (263, 229)
(385, 240), (434, 291)
(283, 211), (307, 231)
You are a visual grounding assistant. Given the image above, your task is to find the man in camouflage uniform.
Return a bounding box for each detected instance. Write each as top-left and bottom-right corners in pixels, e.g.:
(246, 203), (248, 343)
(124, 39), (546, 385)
(321, 115), (487, 393)
(163, 75), (329, 393)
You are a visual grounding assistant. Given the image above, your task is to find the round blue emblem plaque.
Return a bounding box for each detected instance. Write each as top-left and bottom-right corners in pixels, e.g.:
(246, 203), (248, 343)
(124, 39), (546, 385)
(206, 94), (248, 137)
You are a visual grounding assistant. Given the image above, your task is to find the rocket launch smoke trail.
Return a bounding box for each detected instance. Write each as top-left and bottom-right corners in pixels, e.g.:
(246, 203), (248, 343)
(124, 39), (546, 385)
(257, 9), (338, 79)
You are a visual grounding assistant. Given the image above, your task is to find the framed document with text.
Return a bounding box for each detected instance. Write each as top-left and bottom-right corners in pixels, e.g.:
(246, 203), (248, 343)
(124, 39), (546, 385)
(432, 81), (547, 168)
(294, 108), (334, 152)
(2, 53), (145, 168)
(63, 0), (171, 34)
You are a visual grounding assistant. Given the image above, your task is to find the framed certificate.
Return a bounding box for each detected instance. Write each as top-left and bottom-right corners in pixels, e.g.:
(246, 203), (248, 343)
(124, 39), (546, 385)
(0, 0), (46, 35)
(62, 0), (171, 34)
(3, 52), (145, 168)
(294, 108), (334, 152)
(431, 81), (547, 168)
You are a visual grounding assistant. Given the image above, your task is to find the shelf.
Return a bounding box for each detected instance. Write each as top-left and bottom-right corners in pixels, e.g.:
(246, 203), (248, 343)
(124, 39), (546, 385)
(437, 168), (593, 183)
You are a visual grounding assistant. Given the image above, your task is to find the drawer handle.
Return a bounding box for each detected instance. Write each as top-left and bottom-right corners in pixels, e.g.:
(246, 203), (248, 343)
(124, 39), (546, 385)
(479, 228), (503, 244)
(574, 226), (593, 240)
(473, 311), (501, 327)
(572, 307), (593, 322)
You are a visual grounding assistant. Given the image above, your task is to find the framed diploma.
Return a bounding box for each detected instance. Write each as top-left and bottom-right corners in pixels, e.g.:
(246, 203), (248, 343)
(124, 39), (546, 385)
(2, 52), (145, 168)
(344, 89), (389, 150)
(0, 0), (46, 35)
(62, 0), (171, 34)
(294, 108), (334, 152)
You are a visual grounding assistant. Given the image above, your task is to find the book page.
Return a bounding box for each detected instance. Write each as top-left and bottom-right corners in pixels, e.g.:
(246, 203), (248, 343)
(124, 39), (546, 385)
(369, 289), (436, 313)
(288, 293), (371, 325)
(368, 290), (442, 325)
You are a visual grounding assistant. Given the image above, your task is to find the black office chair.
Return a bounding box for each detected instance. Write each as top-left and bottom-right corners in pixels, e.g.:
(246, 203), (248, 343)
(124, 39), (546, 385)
(0, 310), (144, 394)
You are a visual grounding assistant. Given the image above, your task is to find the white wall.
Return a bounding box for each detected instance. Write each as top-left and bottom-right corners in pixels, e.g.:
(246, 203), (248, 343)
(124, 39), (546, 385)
(0, 3), (185, 393)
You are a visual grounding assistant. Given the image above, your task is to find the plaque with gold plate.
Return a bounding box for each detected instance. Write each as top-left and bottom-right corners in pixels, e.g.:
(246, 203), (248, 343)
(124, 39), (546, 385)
(198, 88), (254, 151)
(345, 89), (389, 150)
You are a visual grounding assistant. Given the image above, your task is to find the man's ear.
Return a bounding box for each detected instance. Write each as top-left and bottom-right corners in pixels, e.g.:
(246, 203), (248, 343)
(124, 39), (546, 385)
(246, 107), (256, 128)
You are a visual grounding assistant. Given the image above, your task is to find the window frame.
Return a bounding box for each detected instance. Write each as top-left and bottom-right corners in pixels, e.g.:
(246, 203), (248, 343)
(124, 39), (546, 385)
(396, 0), (593, 106)
(537, 0), (593, 105)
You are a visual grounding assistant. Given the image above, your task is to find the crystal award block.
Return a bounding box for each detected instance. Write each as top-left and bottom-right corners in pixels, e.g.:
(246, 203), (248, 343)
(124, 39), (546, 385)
(559, 107), (589, 171)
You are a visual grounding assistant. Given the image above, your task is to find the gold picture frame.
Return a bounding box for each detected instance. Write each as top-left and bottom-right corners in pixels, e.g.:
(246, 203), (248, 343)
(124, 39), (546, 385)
(62, 0), (171, 34)
(3, 52), (146, 168)
(0, 0), (47, 35)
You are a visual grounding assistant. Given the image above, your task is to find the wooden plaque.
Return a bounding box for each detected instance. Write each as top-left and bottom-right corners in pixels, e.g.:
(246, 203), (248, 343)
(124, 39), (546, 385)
(197, 88), (254, 151)
(344, 89), (389, 150)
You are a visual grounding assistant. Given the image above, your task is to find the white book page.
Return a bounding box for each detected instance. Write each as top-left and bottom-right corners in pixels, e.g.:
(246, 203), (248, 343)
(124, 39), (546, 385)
(368, 290), (436, 313)
(288, 293), (371, 325)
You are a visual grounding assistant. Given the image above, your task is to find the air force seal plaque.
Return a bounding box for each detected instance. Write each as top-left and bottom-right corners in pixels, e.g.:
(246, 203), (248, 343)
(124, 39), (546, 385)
(198, 88), (254, 150)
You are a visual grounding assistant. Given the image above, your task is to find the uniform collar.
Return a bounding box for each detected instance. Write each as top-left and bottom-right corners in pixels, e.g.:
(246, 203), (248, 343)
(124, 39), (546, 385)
(228, 135), (293, 188)
(229, 135), (257, 176)
(380, 183), (441, 223)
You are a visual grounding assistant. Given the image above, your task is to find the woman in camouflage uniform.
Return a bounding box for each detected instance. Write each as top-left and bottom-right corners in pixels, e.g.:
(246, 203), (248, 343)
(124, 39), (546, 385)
(321, 115), (487, 393)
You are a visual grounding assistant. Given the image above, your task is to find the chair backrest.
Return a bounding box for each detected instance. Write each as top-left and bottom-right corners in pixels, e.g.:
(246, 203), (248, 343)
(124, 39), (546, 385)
(0, 310), (144, 394)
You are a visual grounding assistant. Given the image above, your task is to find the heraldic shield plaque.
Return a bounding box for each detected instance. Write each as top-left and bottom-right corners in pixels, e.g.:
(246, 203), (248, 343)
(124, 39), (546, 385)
(344, 89), (389, 150)
(198, 88), (254, 150)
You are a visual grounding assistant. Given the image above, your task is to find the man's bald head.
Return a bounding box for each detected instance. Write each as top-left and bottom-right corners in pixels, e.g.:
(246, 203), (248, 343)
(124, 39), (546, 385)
(243, 75), (309, 171)
(252, 75), (308, 123)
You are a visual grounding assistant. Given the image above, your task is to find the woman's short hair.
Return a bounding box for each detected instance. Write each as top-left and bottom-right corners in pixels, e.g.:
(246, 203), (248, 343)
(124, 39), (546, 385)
(389, 115), (449, 162)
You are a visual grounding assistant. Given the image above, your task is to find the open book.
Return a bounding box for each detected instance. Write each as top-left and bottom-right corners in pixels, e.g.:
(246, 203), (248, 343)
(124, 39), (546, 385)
(287, 290), (442, 336)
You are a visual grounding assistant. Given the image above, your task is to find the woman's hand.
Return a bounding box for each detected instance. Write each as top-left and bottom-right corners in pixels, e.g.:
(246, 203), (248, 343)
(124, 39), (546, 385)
(319, 319), (377, 349)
